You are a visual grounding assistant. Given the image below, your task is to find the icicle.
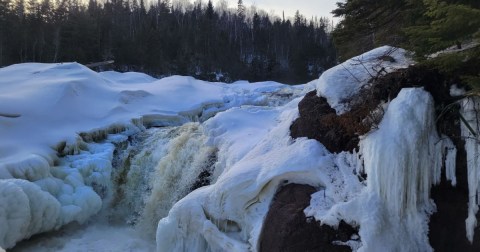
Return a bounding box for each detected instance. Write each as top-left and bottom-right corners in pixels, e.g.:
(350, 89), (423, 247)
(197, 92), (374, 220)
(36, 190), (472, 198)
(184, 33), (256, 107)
(444, 137), (457, 186)
(351, 148), (364, 176)
(353, 88), (441, 252)
(360, 88), (439, 217)
(460, 97), (480, 243)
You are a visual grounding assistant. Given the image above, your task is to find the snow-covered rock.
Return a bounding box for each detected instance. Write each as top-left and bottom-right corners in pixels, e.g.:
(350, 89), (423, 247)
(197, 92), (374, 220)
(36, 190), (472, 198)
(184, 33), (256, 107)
(315, 46), (412, 114)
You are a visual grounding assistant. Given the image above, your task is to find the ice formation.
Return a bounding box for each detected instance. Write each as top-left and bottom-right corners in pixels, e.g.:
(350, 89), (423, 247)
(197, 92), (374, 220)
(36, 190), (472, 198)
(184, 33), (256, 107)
(0, 141), (112, 248)
(305, 88), (460, 252)
(460, 97), (480, 242)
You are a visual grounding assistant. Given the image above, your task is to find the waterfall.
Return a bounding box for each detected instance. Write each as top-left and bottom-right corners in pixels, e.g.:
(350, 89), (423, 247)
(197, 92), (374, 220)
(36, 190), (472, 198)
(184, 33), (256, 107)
(108, 123), (217, 237)
(7, 81), (309, 251)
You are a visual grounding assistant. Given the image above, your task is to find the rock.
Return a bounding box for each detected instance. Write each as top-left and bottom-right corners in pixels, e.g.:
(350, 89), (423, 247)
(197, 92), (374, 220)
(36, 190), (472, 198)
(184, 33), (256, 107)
(290, 91), (361, 153)
(259, 184), (357, 252)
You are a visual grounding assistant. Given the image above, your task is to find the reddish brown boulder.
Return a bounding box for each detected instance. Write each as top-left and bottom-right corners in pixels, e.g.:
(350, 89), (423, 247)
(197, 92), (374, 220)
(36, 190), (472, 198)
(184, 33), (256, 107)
(259, 184), (357, 252)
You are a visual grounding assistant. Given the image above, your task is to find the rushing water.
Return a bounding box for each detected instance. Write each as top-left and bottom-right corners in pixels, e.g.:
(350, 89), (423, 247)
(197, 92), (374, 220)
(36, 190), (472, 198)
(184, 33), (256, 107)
(12, 123), (220, 251)
(112, 123), (217, 237)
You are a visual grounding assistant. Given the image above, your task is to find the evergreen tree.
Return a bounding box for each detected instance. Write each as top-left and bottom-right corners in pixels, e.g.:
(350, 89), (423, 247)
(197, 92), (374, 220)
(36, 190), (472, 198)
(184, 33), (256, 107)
(405, 0), (480, 88)
(237, 0), (245, 21)
(331, 0), (413, 60)
(406, 0), (480, 56)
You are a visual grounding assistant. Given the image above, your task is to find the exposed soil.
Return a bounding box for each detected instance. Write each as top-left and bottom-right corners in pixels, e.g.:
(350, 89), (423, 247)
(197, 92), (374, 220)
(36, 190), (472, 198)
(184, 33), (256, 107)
(259, 184), (357, 252)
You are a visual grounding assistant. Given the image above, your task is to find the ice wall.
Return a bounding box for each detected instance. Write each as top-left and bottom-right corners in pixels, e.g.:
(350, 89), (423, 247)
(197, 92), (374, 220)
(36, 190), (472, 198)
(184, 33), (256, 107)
(308, 88), (456, 252)
(358, 88), (440, 251)
(361, 88), (439, 216)
(0, 140), (116, 248)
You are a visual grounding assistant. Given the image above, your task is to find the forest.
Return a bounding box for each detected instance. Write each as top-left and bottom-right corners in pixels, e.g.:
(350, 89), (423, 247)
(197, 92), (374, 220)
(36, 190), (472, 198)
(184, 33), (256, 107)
(0, 0), (336, 83)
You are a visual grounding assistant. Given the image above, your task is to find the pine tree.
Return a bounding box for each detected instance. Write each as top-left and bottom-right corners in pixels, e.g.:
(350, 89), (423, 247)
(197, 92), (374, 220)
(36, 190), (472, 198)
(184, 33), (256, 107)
(237, 0), (245, 21)
(406, 0), (480, 56)
(405, 0), (480, 89)
(331, 0), (412, 60)
(206, 0), (213, 20)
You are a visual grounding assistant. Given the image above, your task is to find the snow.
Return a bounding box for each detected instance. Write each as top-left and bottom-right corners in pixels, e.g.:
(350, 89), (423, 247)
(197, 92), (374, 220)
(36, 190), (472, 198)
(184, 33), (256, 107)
(2, 46), (475, 251)
(428, 41), (480, 59)
(11, 223), (155, 252)
(156, 99), (334, 251)
(315, 46), (413, 114)
(0, 62), (293, 169)
(0, 62), (302, 249)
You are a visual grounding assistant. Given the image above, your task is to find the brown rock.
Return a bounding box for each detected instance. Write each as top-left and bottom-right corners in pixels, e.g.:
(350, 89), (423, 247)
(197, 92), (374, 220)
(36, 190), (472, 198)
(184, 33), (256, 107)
(259, 184), (357, 252)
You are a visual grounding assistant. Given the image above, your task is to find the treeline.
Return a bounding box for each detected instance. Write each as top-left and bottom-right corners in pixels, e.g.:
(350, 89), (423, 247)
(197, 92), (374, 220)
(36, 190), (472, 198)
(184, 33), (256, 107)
(0, 0), (336, 83)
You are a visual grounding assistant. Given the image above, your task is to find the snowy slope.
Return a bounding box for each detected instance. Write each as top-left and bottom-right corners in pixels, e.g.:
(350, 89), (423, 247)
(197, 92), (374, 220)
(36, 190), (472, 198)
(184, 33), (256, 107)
(0, 62), (306, 249)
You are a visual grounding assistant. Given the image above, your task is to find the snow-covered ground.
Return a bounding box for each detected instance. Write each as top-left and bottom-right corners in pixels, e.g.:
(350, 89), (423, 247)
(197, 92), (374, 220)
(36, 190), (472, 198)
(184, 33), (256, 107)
(2, 46), (480, 251)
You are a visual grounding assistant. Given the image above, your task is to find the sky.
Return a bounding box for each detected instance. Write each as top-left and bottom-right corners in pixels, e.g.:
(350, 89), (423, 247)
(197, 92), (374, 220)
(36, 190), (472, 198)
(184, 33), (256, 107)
(237, 0), (340, 21)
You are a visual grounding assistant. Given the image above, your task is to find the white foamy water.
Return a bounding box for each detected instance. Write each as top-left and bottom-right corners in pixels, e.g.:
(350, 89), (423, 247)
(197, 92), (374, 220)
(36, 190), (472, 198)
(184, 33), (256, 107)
(13, 122), (218, 251)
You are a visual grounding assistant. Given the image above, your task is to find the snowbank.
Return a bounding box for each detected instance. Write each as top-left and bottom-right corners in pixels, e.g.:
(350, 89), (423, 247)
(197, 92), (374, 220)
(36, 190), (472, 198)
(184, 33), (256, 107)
(0, 62), (301, 248)
(315, 46), (413, 114)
